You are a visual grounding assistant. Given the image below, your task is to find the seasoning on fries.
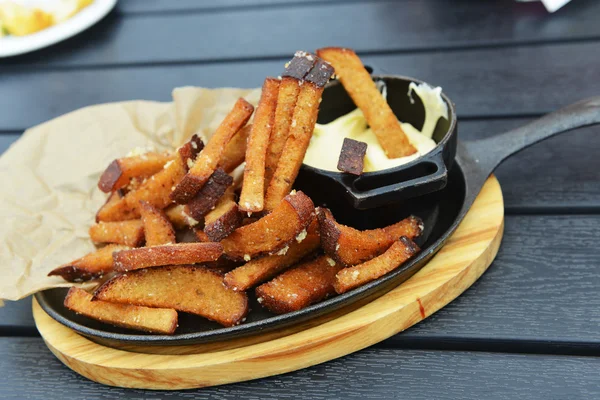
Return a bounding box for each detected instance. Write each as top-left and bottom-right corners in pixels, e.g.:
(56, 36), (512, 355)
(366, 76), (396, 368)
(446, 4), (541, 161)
(221, 191), (315, 261)
(65, 287), (178, 334)
(264, 59), (334, 210)
(218, 124), (251, 174)
(98, 151), (172, 193)
(89, 220), (145, 247)
(318, 207), (422, 266)
(224, 219), (320, 291)
(334, 237), (420, 294)
(171, 98), (254, 204)
(139, 201), (176, 246)
(264, 51), (317, 187)
(113, 242), (223, 272)
(239, 77), (280, 213)
(94, 265), (248, 327)
(255, 255), (342, 314)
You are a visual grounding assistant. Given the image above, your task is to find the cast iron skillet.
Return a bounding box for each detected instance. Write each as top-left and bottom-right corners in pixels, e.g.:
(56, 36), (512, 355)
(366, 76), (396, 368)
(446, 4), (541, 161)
(35, 75), (600, 346)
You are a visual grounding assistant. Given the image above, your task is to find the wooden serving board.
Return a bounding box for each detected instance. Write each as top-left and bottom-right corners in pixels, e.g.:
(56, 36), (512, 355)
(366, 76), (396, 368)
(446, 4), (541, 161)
(33, 176), (504, 390)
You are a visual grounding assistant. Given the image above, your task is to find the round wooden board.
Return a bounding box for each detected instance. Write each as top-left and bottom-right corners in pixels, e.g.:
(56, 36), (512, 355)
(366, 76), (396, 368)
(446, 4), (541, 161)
(33, 176), (504, 390)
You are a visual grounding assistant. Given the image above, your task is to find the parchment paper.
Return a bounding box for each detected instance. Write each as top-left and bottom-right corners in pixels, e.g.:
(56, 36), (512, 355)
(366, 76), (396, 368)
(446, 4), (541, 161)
(0, 86), (262, 305)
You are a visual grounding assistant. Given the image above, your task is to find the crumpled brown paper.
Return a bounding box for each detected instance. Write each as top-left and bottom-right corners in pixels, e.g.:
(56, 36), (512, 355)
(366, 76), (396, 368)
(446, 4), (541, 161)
(0, 86), (262, 305)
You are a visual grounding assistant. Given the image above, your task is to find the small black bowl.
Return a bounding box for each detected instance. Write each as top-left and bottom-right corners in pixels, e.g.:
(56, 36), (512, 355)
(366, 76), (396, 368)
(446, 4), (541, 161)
(296, 74), (457, 211)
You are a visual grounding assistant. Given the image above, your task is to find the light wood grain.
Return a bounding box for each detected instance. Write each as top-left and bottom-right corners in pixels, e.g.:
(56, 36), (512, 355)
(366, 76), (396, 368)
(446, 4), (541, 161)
(33, 176), (504, 390)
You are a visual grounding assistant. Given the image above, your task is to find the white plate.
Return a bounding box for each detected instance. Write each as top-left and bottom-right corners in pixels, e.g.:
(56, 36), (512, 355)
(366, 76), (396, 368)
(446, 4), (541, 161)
(0, 0), (117, 58)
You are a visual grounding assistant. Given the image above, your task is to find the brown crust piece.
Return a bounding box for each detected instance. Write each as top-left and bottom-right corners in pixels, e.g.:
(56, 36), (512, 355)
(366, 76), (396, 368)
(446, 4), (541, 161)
(316, 47), (417, 158)
(304, 59), (335, 87)
(177, 134), (205, 171)
(113, 242), (223, 272)
(239, 77), (280, 213)
(164, 204), (196, 229)
(48, 244), (130, 282)
(224, 218), (320, 291)
(65, 287), (178, 334)
(94, 265), (249, 327)
(318, 207), (423, 266)
(89, 220), (145, 247)
(264, 83), (327, 211)
(204, 189), (243, 242)
(334, 237), (420, 294)
(255, 255), (342, 314)
(264, 77), (301, 189)
(171, 98), (254, 204)
(115, 135), (203, 216)
(139, 201), (177, 246)
(96, 190), (138, 222)
(98, 152), (172, 193)
(337, 138), (367, 175)
(281, 51), (317, 79)
(187, 169), (233, 221)
(221, 191), (315, 261)
(218, 124), (251, 174)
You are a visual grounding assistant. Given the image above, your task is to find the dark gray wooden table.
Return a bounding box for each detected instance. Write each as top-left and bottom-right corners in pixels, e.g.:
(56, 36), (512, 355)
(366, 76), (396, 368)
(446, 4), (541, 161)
(2, 0), (600, 398)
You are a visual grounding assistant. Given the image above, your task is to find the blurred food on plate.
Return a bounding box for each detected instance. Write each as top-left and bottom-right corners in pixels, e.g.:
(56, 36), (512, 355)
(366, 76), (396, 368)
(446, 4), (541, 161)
(0, 0), (93, 37)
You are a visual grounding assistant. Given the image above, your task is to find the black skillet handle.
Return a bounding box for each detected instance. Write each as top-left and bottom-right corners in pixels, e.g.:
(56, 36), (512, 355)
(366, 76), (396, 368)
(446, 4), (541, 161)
(343, 149), (448, 210)
(464, 96), (600, 177)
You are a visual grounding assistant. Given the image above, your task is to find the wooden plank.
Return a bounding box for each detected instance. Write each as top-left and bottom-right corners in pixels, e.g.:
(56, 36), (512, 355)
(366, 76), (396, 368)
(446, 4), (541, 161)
(2, 1), (598, 68)
(385, 215), (600, 351)
(0, 338), (599, 399)
(3, 215), (600, 353)
(2, 41), (600, 131)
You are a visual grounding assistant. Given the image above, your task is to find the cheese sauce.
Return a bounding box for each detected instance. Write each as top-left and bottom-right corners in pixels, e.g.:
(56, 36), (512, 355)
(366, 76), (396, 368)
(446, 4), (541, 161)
(303, 82), (449, 172)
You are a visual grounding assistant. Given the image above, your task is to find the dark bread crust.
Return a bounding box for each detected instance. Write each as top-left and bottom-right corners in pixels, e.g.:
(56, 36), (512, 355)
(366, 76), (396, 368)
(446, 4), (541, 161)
(98, 160), (122, 193)
(49, 266), (101, 282)
(171, 98), (254, 204)
(48, 244), (131, 282)
(204, 203), (243, 242)
(170, 174), (206, 205)
(282, 51), (317, 79)
(178, 134), (205, 171)
(316, 207), (342, 261)
(187, 169), (233, 221)
(304, 59), (335, 87)
(98, 152), (172, 193)
(337, 138), (367, 175)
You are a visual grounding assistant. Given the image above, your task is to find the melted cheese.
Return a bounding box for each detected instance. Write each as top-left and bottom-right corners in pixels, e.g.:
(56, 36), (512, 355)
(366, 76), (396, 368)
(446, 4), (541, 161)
(303, 82), (448, 172)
